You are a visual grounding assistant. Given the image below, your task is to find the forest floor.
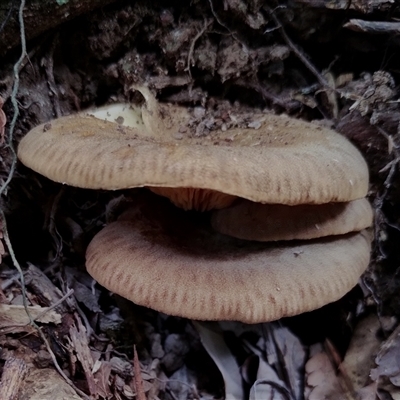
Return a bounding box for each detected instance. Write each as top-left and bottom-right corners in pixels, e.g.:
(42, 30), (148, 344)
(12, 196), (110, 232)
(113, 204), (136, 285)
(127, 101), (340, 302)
(0, 0), (400, 399)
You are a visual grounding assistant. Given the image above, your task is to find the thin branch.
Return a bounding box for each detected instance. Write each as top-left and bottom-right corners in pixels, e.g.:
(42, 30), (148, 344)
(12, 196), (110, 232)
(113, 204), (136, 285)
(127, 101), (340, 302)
(265, 5), (331, 89)
(207, 0), (247, 47)
(0, 0), (27, 198)
(0, 0), (17, 35)
(31, 288), (74, 322)
(1, 211), (32, 323)
(185, 18), (213, 78)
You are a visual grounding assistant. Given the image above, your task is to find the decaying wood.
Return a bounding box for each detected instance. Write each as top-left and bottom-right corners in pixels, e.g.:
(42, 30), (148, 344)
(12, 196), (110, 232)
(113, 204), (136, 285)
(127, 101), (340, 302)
(24, 263), (67, 313)
(0, 0), (119, 55)
(344, 20), (400, 34)
(19, 368), (84, 400)
(68, 315), (97, 397)
(293, 0), (395, 12)
(0, 356), (27, 400)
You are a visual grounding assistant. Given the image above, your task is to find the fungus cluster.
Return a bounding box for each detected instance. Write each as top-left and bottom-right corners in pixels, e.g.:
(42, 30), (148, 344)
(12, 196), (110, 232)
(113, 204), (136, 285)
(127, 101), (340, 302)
(18, 86), (372, 324)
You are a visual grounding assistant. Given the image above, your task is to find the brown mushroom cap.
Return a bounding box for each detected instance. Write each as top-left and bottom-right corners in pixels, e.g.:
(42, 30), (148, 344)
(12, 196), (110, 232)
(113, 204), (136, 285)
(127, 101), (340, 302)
(211, 198), (373, 241)
(85, 198), (372, 323)
(18, 103), (369, 207)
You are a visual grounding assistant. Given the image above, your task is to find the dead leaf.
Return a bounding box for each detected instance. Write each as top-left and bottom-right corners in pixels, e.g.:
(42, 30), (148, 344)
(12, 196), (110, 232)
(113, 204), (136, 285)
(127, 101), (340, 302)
(370, 323), (400, 397)
(93, 361), (113, 399)
(340, 314), (381, 390)
(19, 367), (83, 400)
(249, 355), (289, 400)
(305, 344), (346, 400)
(267, 324), (306, 399)
(0, 303), (61, 334)
(193, 321), (244, 400)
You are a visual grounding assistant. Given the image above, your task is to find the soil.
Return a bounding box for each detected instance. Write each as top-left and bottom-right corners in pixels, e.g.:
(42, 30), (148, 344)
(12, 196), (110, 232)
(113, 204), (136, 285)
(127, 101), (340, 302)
(0, 0), (400, 399)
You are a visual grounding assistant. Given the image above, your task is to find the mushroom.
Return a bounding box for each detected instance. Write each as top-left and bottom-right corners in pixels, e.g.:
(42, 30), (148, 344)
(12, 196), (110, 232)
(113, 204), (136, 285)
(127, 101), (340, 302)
(85, 195), (372, 324)
(211, 197), (373, 241)
(17, 86), (369, 211)
(17, 89), (373, 395)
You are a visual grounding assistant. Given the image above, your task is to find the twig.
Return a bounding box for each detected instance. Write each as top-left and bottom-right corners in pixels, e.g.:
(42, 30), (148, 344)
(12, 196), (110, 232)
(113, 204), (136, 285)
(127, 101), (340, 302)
(207, 0), (246, 47)
(43, 33), (62, 118)
(2, 212), (33, 323)
(32, 288), (74, 322)
(344, 20), (400, 34)
(265, 5), (331, 89)
(185, 18), (213, 78)
(0, 0), (17, 35)
(0, 0), (27, 198)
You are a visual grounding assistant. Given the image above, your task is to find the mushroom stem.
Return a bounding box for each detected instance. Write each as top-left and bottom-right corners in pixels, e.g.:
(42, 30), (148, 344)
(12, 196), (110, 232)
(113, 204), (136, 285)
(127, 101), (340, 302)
(192, 321), (244, 400)
(130, 84), (191, 138)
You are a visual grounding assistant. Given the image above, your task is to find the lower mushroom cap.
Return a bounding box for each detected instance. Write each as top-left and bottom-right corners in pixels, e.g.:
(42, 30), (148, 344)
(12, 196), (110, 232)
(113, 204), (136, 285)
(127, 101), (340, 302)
(211, 198), (373, 241)
(86, 197), (372, 323)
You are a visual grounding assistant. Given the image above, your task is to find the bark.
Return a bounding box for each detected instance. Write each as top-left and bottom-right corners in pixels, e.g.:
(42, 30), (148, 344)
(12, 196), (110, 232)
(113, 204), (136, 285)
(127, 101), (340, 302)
(0, 357), (28, 400)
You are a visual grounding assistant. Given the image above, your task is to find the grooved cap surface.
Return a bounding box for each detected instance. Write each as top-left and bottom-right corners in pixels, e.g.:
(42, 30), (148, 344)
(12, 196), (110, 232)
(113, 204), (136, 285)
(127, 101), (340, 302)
(211, 198), (373, 241)
(85, 200), (372, 323)
(18, 110), (369, 205)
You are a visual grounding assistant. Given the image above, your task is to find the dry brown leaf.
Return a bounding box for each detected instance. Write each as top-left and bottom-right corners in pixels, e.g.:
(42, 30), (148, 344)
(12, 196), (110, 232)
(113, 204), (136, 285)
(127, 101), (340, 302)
(340, 314), (381, 390)
(370, 323), (400, 397)
(19, 368), (83, 400)
(305, 344), (347, 400)
(93, 361), (113, 399)
(146, 359), (165, 400)
(371, 323), (400, 385)
(0, 303), (61, 334)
